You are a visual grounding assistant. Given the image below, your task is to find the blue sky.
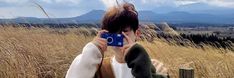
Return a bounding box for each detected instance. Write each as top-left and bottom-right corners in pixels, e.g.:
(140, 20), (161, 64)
(0, 0), (233, 18)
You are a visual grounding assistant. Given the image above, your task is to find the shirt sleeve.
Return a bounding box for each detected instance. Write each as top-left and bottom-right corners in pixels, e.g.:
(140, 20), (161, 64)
(125, 44), (169, 78)
(65, 42), (102, 78)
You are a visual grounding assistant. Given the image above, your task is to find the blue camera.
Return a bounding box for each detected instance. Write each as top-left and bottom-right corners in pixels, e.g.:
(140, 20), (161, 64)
(101, 33), (124, 47)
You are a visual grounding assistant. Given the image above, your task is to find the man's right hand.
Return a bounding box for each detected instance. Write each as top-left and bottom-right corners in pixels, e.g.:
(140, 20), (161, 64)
(91, 30), (108, 54)
(151, 59), (168, 77)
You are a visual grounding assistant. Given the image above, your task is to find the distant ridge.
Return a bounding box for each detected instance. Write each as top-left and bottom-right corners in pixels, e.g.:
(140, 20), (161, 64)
(0, 10), (234, 24)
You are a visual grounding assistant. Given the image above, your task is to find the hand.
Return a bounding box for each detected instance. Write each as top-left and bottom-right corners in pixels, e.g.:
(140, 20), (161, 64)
(151, 59), (168, 76)
(121, 32), (136, 58)
(92, 30), (108, 54)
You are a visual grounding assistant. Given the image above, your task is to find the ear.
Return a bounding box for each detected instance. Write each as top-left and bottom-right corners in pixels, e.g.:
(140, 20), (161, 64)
(135, 28), (141, 41)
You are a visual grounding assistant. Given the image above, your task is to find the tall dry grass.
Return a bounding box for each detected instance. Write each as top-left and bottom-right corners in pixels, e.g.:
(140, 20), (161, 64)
(0, 26), (234, 78)
(0, 26), (93, 77)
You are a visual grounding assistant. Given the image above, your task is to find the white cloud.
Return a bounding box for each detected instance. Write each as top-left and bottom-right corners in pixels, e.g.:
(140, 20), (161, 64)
(100, 0), (142, 8)
(1, 0), (233, 8)
(175, 0), (203, 6)
(141, 0), (147, 4)
(0, 0), (233, 18)
(208, 0), (234, 8)
(0, 0), (29, 3)
(0, 0), (81, 5)
(41, 0), (80, 4)
(174, 0), (234, 8)
(0, 0), (85, 18)
(139, 0), (172, 5)
(0, 6), (46, 18)
(40, 0), (53, 3)
(101, 0), (122, 8)
(137, 0), (234, 8)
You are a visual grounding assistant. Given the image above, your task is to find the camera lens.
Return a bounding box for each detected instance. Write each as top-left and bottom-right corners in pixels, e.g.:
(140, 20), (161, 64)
(106, 37), (113, 44)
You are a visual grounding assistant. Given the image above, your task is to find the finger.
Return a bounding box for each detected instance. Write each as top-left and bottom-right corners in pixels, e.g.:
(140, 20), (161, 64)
(98, 40), (107, 47)
(156, 63), (164, 72)
(103, 44), (107, 51)
(93, 41), (103, 52)
(99, 41), (107, 48)
(94, 39), (107, 52)
(153, 62), (159, 68)
(96, 37), (107, 42)
(122, 44), (130, 52)
(122, 32), (133, 44)
(98, 42), (106, 52)
(161, 68), (168, 75)
(123, 45), (133, 56)
(152, 59), (160, 67)
(97, 30), (108, 37)
(100, 30), (108, 34)
(98, 38), (107, 43)
(97, 38), (107, 48)
(151, 59), (159, 63)
(151, 59), (156, 64)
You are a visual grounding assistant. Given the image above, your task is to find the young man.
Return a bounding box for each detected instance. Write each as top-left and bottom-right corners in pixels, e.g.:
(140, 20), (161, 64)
(66, 3), (168, 78)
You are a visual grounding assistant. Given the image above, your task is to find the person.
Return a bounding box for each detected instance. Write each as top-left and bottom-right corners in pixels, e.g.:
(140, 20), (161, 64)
(66, 3), (169, 78)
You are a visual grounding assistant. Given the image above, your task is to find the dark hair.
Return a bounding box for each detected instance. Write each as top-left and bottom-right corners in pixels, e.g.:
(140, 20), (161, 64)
(101, 3), (139, 33)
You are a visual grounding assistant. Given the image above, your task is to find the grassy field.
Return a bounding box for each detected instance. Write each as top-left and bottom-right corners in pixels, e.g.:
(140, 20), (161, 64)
(0, 26), (234, 78)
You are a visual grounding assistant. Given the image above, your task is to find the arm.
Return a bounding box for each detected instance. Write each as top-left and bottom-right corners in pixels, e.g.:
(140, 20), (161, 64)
(66, 30), (108, 78)
(65, 42), (102, 78)
(125, 44), (168, 78)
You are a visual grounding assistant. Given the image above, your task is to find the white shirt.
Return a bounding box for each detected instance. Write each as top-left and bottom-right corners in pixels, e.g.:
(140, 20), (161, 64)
(111, 57), (134, 78)
(65, 42), (134, 78)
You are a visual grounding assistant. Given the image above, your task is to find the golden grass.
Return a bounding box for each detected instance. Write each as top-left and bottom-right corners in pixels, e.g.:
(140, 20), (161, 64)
(0, 26), (234, 78)
(140, 39), (234, 78)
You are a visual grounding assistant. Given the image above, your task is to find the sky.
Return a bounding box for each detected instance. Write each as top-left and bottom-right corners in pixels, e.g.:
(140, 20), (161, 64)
(0, 0), (234, 18)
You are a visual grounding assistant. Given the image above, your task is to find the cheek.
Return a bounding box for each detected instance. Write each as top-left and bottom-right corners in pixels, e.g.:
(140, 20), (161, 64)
(127, 34), (137, 41)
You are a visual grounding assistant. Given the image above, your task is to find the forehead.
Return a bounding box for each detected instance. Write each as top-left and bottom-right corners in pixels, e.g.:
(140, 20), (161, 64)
(122, 27), (133, 32)
(111, 26), (134, 33)
(124, 27), (131, 30)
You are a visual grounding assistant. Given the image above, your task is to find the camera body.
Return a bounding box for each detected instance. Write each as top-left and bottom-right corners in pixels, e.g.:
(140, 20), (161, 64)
(101, 33), (124, 47)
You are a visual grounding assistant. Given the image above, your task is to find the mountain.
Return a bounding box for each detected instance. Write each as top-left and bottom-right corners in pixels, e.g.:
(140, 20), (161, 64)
(152, 2), (234, 22)
(181, 3), (234, 15)
(0, 10), (234, 24)
(72, 10), (105, 22)
(155, 11), (233, 24)
(153, 3), (234, 16)
(139, 10), (234, 24)
(138, 11), (161, 21)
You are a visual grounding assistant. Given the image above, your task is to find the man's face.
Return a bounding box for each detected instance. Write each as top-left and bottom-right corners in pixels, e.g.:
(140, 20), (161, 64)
(110, 27), (138, 53)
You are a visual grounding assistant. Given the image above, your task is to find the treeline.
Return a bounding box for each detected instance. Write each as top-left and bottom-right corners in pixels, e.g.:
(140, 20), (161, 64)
(0, 23), (100, 28)
(170, 23), (234, 28)
(180, 34), (234, 49)
(157, 33), (234, 50)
